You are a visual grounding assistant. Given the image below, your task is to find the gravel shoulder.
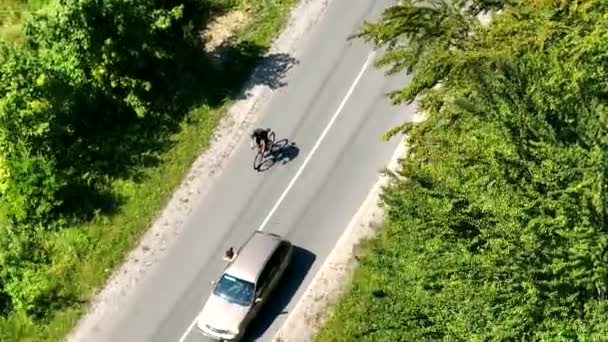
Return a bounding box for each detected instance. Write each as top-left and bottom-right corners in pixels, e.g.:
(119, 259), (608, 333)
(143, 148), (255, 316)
(66, 1), (331, 340)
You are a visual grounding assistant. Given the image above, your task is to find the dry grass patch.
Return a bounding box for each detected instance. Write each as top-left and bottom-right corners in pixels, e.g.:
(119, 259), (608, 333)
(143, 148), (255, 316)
(202, 9), (250, 52)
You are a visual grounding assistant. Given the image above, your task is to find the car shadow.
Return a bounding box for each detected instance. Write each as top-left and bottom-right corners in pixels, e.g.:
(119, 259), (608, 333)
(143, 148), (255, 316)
(243, 245), (316, 341)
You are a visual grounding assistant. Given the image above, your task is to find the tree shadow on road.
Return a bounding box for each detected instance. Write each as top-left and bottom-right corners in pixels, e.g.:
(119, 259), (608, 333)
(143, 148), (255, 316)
(211, 40), (299, 100)
(243, 245), (316, 341)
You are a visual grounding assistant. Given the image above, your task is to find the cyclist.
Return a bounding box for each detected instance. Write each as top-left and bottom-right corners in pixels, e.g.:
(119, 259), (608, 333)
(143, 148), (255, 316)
(250, 128), (271, 153)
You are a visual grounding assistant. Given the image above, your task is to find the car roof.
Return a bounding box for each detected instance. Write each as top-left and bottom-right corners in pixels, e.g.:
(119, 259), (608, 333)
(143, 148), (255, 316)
(224, 231), (282, 283)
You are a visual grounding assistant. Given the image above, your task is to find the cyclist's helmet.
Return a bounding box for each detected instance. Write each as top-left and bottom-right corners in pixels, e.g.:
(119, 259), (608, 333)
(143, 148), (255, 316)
(252, 128), (265, 137)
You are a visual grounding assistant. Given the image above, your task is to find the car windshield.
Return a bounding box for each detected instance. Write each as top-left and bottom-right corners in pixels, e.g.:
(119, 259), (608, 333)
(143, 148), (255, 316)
(213, 274), (255, 306)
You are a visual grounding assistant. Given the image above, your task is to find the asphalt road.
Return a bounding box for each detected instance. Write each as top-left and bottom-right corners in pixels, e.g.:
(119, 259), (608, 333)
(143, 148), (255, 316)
(98, 0), (416, 341)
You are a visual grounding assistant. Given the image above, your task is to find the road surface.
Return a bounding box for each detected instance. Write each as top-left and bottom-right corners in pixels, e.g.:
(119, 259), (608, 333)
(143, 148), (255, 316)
(97, 0), (416, 341)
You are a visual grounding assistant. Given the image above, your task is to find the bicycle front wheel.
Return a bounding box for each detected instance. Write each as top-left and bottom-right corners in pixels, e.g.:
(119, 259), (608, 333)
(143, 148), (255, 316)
(253, 150), (264, 171)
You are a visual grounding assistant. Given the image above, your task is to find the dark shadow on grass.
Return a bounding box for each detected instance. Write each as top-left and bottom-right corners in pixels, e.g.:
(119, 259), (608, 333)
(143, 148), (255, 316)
(0, 292), (11, 317)
(29, 292), (87, 321)
(52, 2), (299, 225)
(243, 245), (316, 341)
(57, 182), (126, 223)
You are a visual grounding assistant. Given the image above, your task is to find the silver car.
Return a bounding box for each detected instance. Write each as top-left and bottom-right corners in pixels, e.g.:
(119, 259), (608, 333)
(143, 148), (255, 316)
(196, 231), (293, 341)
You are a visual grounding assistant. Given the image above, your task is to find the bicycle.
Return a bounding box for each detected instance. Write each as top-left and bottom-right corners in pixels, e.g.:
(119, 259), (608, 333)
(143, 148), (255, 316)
(253, 129), (276, 171)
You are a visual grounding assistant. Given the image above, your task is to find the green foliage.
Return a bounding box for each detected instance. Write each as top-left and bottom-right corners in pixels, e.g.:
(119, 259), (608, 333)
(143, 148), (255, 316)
(0, 146), (63, 225)
(25, 0), (187, 117)
(4, 266), (54, 318)
(0, 0), (52, 45)
(352, 0), (513, 107)
(0, 44), (64, 225)
(0, 0), (297, 340)
(319, 0), (608, 340)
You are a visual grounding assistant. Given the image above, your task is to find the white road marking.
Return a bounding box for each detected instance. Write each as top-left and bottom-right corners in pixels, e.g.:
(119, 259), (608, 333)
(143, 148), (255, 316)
(177, 50), (376, 342)
(258, 50), (377, 231)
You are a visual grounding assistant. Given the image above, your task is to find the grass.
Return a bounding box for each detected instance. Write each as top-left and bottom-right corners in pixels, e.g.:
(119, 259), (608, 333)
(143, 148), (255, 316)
(0, 0), (298, 340)
(314, 217), (422, 342)
(314, 224), (382, 342)
(0, 0), (51, 44)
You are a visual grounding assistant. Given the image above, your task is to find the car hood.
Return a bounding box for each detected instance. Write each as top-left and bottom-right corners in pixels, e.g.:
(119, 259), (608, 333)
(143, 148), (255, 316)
(196, 294), (250, 333)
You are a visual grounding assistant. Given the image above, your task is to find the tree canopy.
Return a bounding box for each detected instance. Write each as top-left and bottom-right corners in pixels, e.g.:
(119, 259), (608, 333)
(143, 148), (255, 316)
(0, 0), (235, 330)
(319, 0), (608, 340)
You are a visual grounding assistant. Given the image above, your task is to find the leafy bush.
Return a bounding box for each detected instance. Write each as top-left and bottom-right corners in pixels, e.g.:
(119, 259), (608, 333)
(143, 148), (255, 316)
(25, 0), (187, 117)
(0, 0), (298, 339)
(318, 0), (608, 340)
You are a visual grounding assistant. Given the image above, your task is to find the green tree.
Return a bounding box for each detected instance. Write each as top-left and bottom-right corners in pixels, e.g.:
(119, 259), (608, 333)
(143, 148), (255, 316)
(0, 0), (212, 323)
(319, 0), (608, 340)
(0, 44), (64, 225)
(25, 0), (186, 117)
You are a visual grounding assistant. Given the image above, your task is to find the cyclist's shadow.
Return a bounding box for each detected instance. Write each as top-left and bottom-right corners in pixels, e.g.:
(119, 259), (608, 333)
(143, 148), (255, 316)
(256, 139), (300, 172)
